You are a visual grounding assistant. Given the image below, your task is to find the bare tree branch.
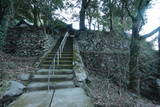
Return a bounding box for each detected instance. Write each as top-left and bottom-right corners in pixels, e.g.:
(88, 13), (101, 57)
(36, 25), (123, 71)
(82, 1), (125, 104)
(138, 0), (151, 29)
(121, 0), (135, 20)
(141, 26), (160, 39)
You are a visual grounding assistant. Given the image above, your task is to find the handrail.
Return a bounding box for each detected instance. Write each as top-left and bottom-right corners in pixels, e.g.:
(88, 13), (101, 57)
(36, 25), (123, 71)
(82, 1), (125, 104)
(48, 32), (69, 91)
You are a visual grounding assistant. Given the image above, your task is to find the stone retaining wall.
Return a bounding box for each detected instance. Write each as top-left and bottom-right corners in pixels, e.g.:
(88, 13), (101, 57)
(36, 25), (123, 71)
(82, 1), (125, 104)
(4, 27), (59, 57)
(73, 39), (88, 83)
(78, 31), (160, 102)
(73, 39), (93, 97)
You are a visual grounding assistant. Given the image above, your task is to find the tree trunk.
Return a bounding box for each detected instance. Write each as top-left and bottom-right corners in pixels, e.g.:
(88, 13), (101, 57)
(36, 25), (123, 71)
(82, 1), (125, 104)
(0, 2), (7, 25)
(93, 24), (96, 30)
(103, 25), (105, 31)
(0, 1), (3, 24)
(109, 11), (113, 31)
(9, 0), (15, 26)
(80, 0), (86, 31)
(33, 6), (38, 27)
(109, 0), (113, 31)
(79, 0), (91, 31)
(128, 18), (140, 94)
(33, 13), (38, 27)
(97, 17), (100, 30)
(88, 16), (92, 30)
(120, 2), (125, 31)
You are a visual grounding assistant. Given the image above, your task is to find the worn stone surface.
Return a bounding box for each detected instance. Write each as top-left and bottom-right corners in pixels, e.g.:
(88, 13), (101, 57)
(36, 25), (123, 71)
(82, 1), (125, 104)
(8, 91), (52, 107)
(8, 88), (94, 107)
(27, 81), (74, 91)
(73, 40), (88, 82)
(3, 81), (25, 97)
(17, 73), (30, 81)
(51, 88), (94, 107)
(36, 69), (73, 75)
(32, 74), (73, 81)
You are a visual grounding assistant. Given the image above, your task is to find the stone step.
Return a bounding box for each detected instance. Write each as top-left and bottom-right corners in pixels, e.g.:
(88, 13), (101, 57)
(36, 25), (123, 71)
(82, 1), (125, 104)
(46, 56), (73, 59)
(50, 48), (73, 51)
(51, 48), (73, 53)
(42, 58), (73, 64)
(45, 57), (73, 60)
(31, 74), (74, 82)
(47, 54), (73, 57)
(39, 65), (73, 69)
(42, 61), (72, 65)
(61, 49), (73, 51)
(48, 52), (73, 55)
(8, 91), (53, 107)
(40, 63), (73, 66)
(39, 64), (73, 69)
(9, 88), (94, 107)
(36, 69), (73, 75)
(27, 81), (75, 91)
(51, 88), (94, 107)
(42, 60), (72, 63)
(39, 66), (73, 69)
(49, 52), (73, 54)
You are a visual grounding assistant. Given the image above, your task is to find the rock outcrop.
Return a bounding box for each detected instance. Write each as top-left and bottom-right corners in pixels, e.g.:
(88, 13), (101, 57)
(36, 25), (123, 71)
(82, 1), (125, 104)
(3, 81), (25, 97)
(17, 73), (31, 81)
(0, 81), (25, 106)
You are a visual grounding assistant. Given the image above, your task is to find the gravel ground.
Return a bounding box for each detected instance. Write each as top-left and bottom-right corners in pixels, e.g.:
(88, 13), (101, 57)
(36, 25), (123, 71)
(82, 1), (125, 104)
(88, 70), (160, 107)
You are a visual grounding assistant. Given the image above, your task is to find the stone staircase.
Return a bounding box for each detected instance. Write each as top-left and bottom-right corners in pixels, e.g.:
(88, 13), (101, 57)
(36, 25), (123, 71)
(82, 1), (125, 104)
(27, 37), (75, 91)
(40, 37), (73, 69)
(9, 35), (94, 107)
